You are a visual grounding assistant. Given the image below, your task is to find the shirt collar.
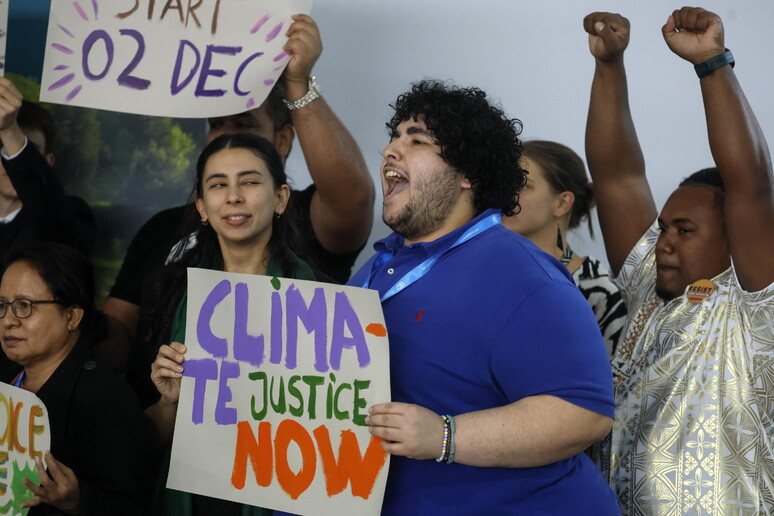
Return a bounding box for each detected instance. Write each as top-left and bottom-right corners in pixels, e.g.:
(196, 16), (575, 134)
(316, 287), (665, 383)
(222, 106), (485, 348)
(373, 208), (501, 257)
(0, 206), (22, 224)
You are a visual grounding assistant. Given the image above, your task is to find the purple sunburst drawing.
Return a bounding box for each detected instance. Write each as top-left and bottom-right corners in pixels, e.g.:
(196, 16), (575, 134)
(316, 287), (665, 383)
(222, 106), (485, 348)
(245, 13), (292, 110)
(47, 0), (103, 101)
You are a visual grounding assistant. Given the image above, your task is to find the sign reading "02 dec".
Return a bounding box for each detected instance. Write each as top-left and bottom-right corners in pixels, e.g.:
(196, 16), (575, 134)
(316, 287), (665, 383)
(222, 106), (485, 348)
(40, 0), (311, 118)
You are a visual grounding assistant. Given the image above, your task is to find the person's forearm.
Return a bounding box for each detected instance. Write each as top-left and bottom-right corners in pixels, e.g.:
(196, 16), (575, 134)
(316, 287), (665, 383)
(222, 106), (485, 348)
(701, 66), (772, 193)
(145, 398), (178, 443)
(291, 95), (375, 253)
(453, 395), (612, 468)
(586, 59), (645, 185)
(699, 65), (774, 291)
(586, 59), (656, 273)
(0, 124), (26, 156)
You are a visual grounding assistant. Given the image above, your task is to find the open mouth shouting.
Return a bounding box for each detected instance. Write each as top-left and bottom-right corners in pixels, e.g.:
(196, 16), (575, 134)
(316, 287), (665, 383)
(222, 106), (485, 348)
(383, 164), (409, 200)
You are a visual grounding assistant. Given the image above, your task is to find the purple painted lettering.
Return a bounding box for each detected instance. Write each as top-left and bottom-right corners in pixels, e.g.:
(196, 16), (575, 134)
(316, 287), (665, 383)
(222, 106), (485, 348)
(215, 361), (240, 425)
(330, 292), (370, 370)
(233, 282), (264, 367)
(285, 286), (328, 372)
(82, 30), (114, 81)
(117, 29), (151, 90)
(233, 51), (264, 96)
(183, 358), (218, 424)
(196, 279), (230, 358)
(270, 290), (283, 365)
(170, 39), (200, 95)
(195, 45), (242, 98)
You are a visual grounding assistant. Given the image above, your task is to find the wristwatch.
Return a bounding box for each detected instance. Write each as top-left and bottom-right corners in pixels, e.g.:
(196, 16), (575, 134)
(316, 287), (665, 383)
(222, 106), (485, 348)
(283, 77), (320, 111)
(694, 49), (735, 79)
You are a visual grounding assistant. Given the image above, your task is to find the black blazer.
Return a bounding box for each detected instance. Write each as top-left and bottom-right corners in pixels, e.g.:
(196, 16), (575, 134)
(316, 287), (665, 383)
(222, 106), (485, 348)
(1, 339), (143, 515)
(0, 142), (95, 261)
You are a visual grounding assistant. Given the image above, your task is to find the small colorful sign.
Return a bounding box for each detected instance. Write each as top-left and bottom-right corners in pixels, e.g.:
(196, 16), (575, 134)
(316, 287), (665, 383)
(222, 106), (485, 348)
(686, 278), (715, 303)
(40, 0), (312, 117)
(168, 268), (391, 515)
(0, 383), (51, 515)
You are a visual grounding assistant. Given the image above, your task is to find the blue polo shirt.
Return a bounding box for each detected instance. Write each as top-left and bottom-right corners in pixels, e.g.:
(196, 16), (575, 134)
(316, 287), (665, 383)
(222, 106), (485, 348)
(349, 209), (618, 515)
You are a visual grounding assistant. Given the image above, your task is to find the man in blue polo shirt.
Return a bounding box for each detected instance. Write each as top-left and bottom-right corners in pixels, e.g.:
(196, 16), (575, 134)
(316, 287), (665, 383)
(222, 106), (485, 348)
(350, 81), (619, 514)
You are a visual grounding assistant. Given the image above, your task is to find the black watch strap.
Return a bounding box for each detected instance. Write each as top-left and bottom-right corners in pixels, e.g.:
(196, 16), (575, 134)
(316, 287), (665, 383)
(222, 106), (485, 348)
(694, 49), (735, 79)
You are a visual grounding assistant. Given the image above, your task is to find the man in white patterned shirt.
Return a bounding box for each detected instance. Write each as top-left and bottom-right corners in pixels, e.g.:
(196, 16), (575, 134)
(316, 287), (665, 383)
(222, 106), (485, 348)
(584, 7), (774, 514)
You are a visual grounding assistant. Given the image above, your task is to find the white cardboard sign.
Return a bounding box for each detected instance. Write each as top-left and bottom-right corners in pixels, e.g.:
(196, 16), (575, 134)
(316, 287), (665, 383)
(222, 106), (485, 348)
(168, 268), (391, 515)
(40, 0), (312, 117)
(0, 382), (51, 515)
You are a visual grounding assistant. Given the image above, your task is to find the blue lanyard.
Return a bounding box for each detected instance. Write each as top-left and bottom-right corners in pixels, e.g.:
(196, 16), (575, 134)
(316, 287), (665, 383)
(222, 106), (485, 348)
(13, 371), (24, 388)
(363, 213), (501, 302)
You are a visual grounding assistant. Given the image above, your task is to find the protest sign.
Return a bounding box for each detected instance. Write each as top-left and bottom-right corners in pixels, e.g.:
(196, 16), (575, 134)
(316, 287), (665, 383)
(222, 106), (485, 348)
(40, 0), (312, 117)
(168, 268), (391, 515)
(0, 383), (51, 515)
(0, 0), (7, 77)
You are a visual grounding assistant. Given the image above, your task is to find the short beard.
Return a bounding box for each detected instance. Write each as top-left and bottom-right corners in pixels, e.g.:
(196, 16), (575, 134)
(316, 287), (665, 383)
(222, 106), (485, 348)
(654, 286), (676, 302)
(383, 167), (460, 241)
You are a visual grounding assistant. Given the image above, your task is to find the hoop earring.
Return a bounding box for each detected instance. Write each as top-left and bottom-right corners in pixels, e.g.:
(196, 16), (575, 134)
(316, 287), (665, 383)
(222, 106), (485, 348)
(201, 219), (209, 226)
(274, 212), (281, 220)
(556, 224), (564, 251)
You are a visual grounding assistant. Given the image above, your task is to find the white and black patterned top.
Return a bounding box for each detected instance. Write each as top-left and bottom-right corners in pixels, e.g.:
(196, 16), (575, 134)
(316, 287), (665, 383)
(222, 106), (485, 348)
(573, 256), (627, 357)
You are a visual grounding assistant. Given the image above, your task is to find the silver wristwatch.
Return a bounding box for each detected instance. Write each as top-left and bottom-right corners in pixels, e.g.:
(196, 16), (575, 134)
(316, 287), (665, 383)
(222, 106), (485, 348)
(283, 77), (320, 111)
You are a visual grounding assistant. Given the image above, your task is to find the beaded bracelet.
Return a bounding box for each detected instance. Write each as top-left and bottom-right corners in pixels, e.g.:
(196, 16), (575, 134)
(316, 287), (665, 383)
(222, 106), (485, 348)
(436, 415), (451, 462)
(436, 415), (456, 464)
(446, 415), (456, 464)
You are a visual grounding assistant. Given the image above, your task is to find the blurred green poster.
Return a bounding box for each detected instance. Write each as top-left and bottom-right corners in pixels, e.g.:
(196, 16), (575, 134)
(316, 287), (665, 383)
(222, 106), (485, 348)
(4, 0), (204, 301)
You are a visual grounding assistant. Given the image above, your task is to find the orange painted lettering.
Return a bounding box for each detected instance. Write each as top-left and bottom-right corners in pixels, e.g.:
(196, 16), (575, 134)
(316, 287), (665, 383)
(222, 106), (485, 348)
(314, 426), (388, 499)
(274, 419), (316, 500)
(28, 405), (45, 460)
(231, 421), (273, 489)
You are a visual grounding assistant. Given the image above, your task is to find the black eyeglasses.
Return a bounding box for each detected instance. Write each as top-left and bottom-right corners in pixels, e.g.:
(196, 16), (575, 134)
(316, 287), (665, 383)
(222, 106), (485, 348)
(0, 299), (66, 319)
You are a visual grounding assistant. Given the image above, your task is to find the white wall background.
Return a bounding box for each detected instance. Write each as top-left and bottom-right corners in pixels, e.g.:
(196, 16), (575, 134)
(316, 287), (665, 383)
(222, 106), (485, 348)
(284, 0), (774, 271)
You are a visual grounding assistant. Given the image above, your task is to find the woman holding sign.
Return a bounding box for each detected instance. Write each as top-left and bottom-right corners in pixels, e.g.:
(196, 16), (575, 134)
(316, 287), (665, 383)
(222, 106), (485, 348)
(144, 133), (315, 515)
(0, 242), (144, 514)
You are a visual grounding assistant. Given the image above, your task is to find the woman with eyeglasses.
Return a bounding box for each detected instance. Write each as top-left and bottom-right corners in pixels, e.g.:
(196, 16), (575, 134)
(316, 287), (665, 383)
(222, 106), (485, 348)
(0, 242), (144, 515)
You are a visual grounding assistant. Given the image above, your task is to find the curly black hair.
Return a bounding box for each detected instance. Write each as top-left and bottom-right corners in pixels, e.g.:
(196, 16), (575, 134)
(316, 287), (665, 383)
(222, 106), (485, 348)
(386, 80), (526, 215)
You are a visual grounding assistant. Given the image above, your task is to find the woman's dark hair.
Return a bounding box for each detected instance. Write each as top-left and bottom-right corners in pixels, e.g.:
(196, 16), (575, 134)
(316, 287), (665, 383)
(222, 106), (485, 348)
(138, 133), (296, 353)
(2, 242), (106, 346)
(386, 80), (526, 216)
(522, 140), (596, 236)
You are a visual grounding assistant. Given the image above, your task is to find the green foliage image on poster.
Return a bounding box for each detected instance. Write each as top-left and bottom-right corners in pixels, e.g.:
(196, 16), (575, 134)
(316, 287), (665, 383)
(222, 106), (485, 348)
(7, 72), (203, 301)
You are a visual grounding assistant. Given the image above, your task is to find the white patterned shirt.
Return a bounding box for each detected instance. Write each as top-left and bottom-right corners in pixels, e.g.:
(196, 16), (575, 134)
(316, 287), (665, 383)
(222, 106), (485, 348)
(608, 224), (774, 515)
